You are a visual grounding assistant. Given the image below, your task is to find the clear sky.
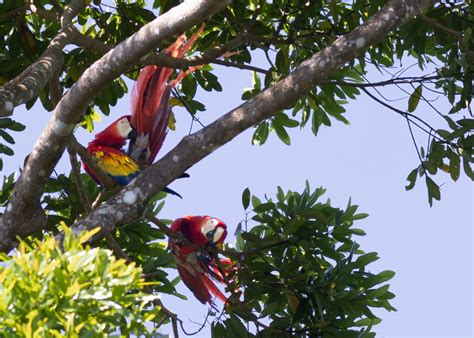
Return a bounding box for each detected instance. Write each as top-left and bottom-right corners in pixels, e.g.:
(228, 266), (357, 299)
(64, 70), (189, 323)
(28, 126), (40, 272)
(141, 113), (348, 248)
(3, 54), (472, 337)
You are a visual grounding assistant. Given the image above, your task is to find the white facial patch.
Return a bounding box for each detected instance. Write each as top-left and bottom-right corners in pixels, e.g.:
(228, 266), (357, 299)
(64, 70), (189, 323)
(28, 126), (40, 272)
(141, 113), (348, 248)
(201, 217), (222, 243)
(213, 227), (225, 243)
(117, 118), (133, 138)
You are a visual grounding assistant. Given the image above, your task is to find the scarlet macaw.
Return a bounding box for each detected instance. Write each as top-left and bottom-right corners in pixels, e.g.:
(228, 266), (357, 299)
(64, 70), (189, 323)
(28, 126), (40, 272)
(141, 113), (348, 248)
(84, 27), (203, 191)
(84, 116), (139, 185)
(169, 216), (235, 305)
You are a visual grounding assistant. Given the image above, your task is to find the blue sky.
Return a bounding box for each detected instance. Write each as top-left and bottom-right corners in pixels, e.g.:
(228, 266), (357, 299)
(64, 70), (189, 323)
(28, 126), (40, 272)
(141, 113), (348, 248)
(3, 54), (473, 337)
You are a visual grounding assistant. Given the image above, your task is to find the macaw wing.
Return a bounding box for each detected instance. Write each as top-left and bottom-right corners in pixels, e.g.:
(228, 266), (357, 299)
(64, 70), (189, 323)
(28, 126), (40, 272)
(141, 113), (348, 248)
(91, 148), (140, 185)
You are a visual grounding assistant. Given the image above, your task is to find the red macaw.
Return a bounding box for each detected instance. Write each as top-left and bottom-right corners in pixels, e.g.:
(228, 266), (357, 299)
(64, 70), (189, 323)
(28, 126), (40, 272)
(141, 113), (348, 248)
(169, 216), (235, 306)
(84, 27), (203, 191)
(84, 116), (139, 185)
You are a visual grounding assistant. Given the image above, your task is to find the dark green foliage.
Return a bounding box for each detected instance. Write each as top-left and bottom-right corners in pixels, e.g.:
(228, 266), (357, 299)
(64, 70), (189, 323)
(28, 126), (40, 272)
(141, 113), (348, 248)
(0, 118), (25, 170)
(218, 184), (395, 337)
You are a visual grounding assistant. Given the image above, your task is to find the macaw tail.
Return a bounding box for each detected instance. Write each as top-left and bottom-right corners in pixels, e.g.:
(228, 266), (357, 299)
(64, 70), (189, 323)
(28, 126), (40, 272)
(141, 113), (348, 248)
(129, 25), (205, 166)
(177, 264), (227, 306)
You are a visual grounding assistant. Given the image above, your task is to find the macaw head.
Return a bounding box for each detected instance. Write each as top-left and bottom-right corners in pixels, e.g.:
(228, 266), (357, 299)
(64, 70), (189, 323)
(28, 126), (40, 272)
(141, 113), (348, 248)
(170, 216), (227, 250)
(199, 216), (227, 246)
(93, 116), (137, 147)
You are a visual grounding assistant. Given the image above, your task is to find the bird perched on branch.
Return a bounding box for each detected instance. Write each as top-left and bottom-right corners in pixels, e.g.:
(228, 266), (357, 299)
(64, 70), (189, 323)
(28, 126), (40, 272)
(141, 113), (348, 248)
(84, 26), (204, 195)
(169, 216), (235, 306)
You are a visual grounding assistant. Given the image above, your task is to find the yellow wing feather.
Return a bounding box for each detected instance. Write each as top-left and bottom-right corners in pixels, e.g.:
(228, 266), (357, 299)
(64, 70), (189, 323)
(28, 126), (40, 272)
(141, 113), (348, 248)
(93, 151), (139, 177)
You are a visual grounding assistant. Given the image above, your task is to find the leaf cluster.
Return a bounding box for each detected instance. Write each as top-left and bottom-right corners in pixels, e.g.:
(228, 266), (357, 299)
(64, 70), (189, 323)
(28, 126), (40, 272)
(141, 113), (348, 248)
(213, 183), (395, 337)
(0, 227), (162, 337)
(0, 118), (25, 170)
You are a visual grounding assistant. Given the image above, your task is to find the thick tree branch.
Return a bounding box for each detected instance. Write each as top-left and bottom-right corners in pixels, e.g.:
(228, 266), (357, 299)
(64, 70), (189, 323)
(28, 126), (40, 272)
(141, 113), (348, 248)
(65, 0), (438, 242)
(0, 0), (83, 117)
(0, 0), (231, 253)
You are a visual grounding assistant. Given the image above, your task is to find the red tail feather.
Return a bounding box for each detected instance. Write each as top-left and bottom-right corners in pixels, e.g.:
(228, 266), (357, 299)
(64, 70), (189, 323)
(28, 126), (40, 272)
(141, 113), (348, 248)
(129, 26), (205, 166)
(202, 273), (227, 303)
(177, 264), (213, 305)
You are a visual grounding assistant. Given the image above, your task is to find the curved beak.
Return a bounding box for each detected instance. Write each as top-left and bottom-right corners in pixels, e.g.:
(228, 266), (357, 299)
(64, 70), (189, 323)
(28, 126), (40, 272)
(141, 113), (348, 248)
(206, 229), (217, 241)
(127, 129), (138, 140)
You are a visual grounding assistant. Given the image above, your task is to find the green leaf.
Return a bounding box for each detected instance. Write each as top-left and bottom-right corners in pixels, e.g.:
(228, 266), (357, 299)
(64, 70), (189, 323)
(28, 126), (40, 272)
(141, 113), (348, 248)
(241, 232), (261, 242)
(282, 216), (305, 236)
(275, 48), (289, 74)
(462, 135), (474, 148)
(352, 213), (369, 220)
(272, 120), (291, 145)
(225, 315), (250, 337)
(0, 130), (15, 144)
(0, 144), (14, 156)
(457, 118), (474, 130)
(254, 202), (275, 213)
(376, 270), (395, 284)
(449, 153), (460, 181)
(355, 252), (379, 268)
(252, 121), (270, 145)
(425, 176), (441, 206)
(405, 168), (417, 190)
(367, 284), (390, 298)
(242, 188), (251, 210)
(252, 71), (261, 91)
(212, 322), (226, 338)
(408, 85), (423, 112)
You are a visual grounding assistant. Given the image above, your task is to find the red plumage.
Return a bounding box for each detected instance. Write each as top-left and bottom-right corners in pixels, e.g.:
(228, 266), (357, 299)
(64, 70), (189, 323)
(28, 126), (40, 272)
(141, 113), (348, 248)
(84, 116), (140, 186)
(169, 216), (235, 305)
(128, 26), (204, 167)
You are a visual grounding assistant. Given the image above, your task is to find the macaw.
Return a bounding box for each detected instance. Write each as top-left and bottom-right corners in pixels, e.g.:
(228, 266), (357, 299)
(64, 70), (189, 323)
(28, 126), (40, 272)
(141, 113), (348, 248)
(84, 115), (139, 186)
(84, 26), (204, 192)
(169, 216), (235, 306)
(128, 25), (204, 167)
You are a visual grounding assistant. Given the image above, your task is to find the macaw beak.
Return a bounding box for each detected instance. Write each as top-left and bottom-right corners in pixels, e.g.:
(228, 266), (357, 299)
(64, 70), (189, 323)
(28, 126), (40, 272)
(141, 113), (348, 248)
(206, 229), (217, 241)
(127, 128), (138, 140)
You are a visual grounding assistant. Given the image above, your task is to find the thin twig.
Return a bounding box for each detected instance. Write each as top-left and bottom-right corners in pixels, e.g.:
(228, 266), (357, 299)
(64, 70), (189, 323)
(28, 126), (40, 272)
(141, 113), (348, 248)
(360, 87), (456, 147)
(212, 59), (269, 74)
(67, 141), (92, 214)
(105, 232), (132, 263)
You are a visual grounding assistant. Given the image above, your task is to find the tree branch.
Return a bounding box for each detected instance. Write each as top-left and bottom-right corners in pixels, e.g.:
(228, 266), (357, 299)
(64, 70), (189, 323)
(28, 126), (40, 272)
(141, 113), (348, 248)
(67, 142), (92, 214)
(0, 0), (83, 117)
(420, 15), (474, 62)
(64, 0), (438, 243)
(0, 0), (232, 253)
